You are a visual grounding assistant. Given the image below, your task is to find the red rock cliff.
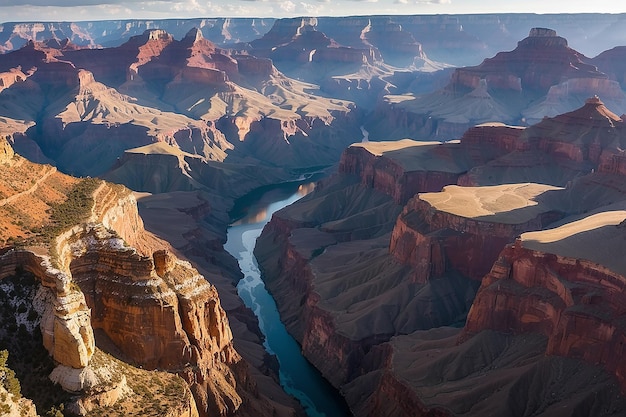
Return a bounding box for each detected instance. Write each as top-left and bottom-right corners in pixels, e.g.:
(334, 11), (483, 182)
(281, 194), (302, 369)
(462, 223), (626, 394)
(389, 184), (564, 283)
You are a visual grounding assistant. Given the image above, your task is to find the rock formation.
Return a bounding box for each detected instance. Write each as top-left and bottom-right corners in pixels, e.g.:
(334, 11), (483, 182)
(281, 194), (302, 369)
(3, 14), (626, 417)
(253, 98), (626, 416)
(0, 138), (298, 416)
(390, 183), (564, 283)
(0, 27), (360, 178)
(0, 19), (277, 54)
(368, 28), (626, 141)
(2, 14), (626, 64)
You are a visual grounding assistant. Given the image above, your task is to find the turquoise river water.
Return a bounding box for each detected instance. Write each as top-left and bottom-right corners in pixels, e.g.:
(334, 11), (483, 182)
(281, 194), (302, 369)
(224, 183), (351, 417)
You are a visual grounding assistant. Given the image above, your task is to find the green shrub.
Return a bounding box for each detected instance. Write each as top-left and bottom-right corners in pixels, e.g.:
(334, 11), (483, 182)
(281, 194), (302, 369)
(47, 177), (101, 236)
(0, 350), (22, 398)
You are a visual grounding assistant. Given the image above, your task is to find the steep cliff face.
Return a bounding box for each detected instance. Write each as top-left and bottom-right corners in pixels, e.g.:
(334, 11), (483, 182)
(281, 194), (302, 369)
(0, 249), (95, 374)
(457, 97), (626, 187)
(521, 96), (626, 164)
(0, 139), (294, 417)
(254, 148), (479, 390)
(69, 230), (249, 417)
(338, 140), (471, 204)
(462, 209), (626, 394)
(389, 183), (564, 283)
(252, 98), (626, 416)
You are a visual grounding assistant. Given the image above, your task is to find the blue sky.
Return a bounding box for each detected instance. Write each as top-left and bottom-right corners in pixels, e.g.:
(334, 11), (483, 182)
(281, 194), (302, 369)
(0, 0), (624, 22)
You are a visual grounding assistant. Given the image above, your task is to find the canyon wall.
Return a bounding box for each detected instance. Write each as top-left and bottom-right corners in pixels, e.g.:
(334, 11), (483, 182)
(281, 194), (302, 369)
(0, 141), (293, 416)
(462, 234), (626, 393)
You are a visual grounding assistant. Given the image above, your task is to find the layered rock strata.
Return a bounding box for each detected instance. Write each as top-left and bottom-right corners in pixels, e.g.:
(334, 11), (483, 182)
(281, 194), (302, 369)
(390, 183), (564, 283)
(0, 27), (359, 178)
(338, 140), (474, 204)
(255, 99), (626, 416)
(0, 139), (294, 417)
(368, 28), (626, 141)
(254, 139), (486, 389)
(462, 209), (626, 391)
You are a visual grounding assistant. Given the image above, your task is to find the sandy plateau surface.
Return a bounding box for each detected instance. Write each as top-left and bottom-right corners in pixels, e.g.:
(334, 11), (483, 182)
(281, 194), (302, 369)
(419, 183), (563, 224)
(353, 139), (470, 173)
(521, 210), (626, 276)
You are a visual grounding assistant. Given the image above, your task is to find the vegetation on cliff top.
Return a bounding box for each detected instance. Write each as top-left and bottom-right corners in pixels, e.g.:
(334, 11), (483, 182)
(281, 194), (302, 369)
(39, 177), (102, 241)
(0, 350), (21, 398)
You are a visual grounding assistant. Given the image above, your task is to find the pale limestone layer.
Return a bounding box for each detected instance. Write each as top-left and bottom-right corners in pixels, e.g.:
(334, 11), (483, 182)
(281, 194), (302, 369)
(419, 183), (562, 224)
(49, 365), (99, 393)
(0, 250), (96, 376)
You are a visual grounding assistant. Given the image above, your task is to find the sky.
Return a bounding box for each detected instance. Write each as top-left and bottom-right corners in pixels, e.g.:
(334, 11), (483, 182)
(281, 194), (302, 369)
(1, 0), (625, 23)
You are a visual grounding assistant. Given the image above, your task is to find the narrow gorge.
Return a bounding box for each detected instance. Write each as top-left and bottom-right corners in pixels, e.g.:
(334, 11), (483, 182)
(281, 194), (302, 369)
(224, 183), (350, 416)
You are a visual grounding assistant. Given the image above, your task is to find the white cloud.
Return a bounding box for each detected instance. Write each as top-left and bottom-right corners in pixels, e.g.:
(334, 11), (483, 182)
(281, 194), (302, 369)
(280, 0), (295, 12)
(299, 1), (324, 14)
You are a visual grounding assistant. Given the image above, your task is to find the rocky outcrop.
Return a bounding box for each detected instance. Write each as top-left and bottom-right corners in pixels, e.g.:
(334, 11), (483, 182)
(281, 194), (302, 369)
(458, 122), (526, 153)
(0, 67), (28, 93)
(457, 97), (626, 186)
(338, 140), (473, 204)
(369, 28), (618, 141)
(522, 77), (626, 124)
(522, 96), (626, 164)
(68, 228), (250, 417)
(389, 183), (564, 283)
(0, 139), (293, 416)
(0, 27), (359, 178)
(451, 28), (604, 94)
(0, 249), (94, 378)
(247, 17), (386, 88)
(233, 54), (275, 78)
(461, 209), (626, 394)
(360, 18), (426, 66)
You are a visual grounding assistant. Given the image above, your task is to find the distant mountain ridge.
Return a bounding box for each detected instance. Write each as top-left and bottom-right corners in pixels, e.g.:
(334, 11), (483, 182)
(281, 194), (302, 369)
(2, 14), (626, 65)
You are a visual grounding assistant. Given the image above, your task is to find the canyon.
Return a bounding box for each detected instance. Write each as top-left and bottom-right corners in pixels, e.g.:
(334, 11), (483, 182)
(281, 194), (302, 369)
(2, 13), (626, 417)
(0, 138), (302, 416)
(255, 97), (626, 416)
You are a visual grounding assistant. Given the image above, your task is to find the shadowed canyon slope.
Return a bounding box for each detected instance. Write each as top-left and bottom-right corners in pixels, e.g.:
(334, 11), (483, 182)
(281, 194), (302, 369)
(255, 97), (626, 416)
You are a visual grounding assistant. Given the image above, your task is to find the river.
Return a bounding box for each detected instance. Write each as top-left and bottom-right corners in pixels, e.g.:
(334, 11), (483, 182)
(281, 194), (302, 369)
(224, 182), (351, 417)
